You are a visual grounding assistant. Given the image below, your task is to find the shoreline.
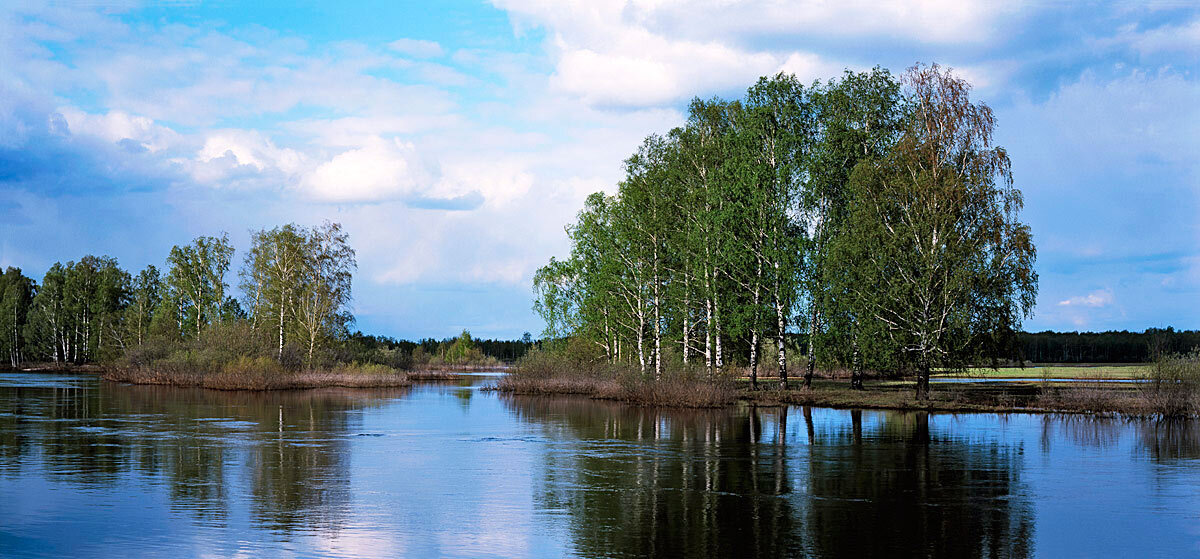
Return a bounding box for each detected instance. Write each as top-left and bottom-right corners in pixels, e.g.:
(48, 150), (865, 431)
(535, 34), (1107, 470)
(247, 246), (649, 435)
(494, 375), (1192, 417)
(8, 364), (498, 390)
(10, 366), (1192, 417)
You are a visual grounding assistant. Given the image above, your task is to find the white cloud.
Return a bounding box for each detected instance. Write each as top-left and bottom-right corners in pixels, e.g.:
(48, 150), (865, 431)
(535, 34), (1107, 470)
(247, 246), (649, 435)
(284, 114), (465, 148)
(492, 0), (1029, 107)
(190, 129), (305, 186)
(1118, 18), (1200, 55)
(57, 107), (181, 152)
(388, 38), (445, 58)
(1058, 289), (1114, 308)
(304, 137), (433, 203)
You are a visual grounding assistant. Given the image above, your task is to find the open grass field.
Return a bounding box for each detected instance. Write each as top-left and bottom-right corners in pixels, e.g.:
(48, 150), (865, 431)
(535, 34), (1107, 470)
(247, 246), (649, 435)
(935, 365), (1151, 380)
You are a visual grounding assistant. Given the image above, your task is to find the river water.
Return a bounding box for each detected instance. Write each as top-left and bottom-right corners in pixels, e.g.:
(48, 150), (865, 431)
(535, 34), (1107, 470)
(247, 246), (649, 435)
(1, 371), (1197, 558)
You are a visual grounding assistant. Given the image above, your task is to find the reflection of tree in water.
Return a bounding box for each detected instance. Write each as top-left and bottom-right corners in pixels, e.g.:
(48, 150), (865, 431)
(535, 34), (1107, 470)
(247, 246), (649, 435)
(0, 378), (408, 533)
(508, 396), (801, 558)
(1047, 414), (1200, 463)
(1136, 419), (1200, 462)
(1040, 415), (1123, 454)
(802, 410), (1034, 558)
(508, 397), (1036, 559)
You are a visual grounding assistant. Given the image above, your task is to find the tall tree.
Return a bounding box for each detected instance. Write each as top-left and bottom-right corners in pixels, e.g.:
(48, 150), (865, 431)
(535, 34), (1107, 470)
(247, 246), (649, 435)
(0, 268), (35, 368)
(243, 225), (306, 360)
(166, 234), (234, 338)
(127, 265), (162, 346)
(294, 221), (357, 361)
(27, 264), (68, 363)
(810, 68), (905, 390)
(840, 64), (1037, 399)
(741, 74), (811, 389)
(675, 98), (738, 378)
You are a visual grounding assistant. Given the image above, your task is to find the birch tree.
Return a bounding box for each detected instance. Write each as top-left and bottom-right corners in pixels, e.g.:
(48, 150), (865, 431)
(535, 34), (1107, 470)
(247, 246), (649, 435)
(810, 68), (905, 390)
(126, 265), (162, 347)
(166, 234), (234, 338)
(0, 268), (35, 368)
(243, 225), (306, 360)
(294, 221), (356, 361)
(742, 74), (810, 389)
(841, 64), (1037, 399)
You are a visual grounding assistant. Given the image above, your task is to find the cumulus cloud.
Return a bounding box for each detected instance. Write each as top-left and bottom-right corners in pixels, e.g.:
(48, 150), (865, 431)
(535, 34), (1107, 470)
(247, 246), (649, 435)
(56, 108), (181, 153)
(196, 129), (303, 173)
(1058, 289), (1114, 308)
(304, 137), (433, 203)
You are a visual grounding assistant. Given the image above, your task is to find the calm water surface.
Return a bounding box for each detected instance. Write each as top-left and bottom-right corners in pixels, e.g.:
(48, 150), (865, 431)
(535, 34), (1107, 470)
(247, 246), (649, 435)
(1, 371), (1198, 558)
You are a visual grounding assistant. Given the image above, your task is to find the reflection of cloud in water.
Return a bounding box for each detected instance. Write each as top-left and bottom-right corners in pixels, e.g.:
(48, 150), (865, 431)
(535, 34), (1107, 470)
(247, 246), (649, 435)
(310, 527), (409, 558)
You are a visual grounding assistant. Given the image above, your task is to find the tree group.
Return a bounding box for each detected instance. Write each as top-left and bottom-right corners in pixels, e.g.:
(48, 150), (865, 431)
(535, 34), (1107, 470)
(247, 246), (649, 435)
(1, 221), (357, 367)
(534, 64), (1038, 398)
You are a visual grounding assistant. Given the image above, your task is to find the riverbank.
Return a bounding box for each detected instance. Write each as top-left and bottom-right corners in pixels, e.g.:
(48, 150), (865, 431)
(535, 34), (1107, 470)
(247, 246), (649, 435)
(494, 374), (1195, 417)
(493, 374), (737, 408)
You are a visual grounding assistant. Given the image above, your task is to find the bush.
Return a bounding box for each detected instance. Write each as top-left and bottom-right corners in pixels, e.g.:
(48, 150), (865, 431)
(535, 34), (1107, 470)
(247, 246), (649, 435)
(1143, 351), (1200, 418)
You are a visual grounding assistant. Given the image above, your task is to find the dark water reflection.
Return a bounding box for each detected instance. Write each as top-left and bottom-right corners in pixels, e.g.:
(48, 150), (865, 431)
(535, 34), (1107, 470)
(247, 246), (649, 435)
(508, 398), (1034, 558)
(1, 372), (1198, 558)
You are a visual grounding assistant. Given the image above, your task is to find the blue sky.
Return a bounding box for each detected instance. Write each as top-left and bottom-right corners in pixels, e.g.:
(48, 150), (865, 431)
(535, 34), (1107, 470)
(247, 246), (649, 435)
(1, 1), (1198, 339)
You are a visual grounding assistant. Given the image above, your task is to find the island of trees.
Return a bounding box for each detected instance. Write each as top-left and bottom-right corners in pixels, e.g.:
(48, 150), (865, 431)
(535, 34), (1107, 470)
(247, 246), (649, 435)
(522, 64), (1034, 399)
(513, 63), (1196, 416)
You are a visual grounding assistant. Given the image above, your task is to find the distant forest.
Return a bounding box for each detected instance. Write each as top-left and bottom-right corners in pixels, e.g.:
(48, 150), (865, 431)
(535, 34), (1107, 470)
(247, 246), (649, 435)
(345, 331), (534, 366)
(1016, 328), (1199, 364)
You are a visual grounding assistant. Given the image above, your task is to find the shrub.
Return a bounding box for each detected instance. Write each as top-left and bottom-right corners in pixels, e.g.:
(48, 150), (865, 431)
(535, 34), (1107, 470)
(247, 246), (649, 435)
(1143, 351), (1200, 418)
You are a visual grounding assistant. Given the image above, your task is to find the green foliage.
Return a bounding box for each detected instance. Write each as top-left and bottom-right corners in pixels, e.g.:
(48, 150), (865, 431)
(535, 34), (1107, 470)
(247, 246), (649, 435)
(22, 256), (130, 364)
(166, 233), (234, 338)
(443, 329), (482, 364)
(535, 64), (1039, 398)
(832, 64), (1037, 398)
(0, 267), (35, 368)
(242, 221), (355, 362)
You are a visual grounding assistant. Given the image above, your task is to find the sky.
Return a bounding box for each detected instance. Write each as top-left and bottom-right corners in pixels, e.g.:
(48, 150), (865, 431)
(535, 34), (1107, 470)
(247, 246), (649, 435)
(1, 1), (1198, 339)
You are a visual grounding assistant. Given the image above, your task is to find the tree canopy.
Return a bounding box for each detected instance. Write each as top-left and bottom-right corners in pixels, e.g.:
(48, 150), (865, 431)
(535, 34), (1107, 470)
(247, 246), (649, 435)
(534, 64), (1039, 398)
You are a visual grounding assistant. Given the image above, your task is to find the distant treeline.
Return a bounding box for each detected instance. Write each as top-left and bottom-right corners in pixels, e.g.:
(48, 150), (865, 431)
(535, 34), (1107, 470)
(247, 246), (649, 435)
(1017, 328), (1200, 364)
(343, 330), (533, 368)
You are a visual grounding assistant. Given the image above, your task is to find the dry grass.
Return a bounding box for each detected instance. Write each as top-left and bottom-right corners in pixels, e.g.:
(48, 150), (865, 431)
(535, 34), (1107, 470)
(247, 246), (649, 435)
(494, 374), (735, 408)
(405, 370), (468, 381)
(1033, 385), (1145, 415)
(103, 359), (411, 391)
(493, 349), (735, 408)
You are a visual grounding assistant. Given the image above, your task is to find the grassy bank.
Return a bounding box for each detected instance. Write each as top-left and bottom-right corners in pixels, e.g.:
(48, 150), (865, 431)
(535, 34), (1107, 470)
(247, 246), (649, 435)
(933, 365), (1150, 380)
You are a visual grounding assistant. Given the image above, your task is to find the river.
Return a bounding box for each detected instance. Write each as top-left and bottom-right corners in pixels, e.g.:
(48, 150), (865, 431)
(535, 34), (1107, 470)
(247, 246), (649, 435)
(1, 371), (1197, 558)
